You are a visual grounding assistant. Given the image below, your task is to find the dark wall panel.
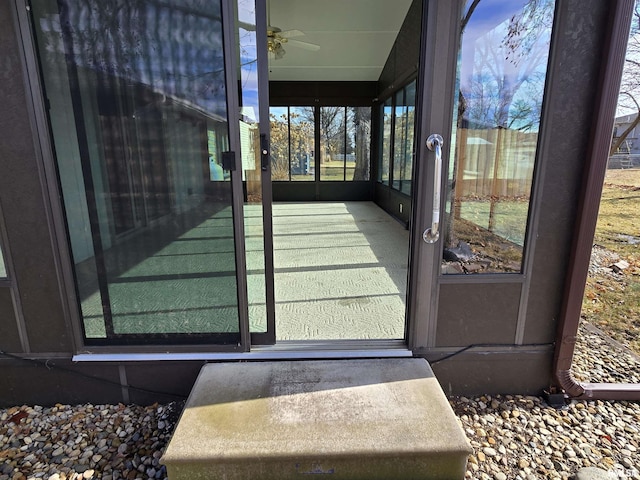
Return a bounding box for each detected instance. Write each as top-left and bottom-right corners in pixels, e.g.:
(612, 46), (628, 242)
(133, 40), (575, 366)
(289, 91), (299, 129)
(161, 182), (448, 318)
(272, 182), (373, 202)
(523, 0), (609, 344)
(373, 183), (412, 227)
(436, 283), (521, 346)
(0, 359), (123, 407)
(378, 0), (422, 97)
(272, 183), (316, 202)
(270, 81), (377, 106)
(125, 362), (202, 405)
(429, 347), (554, 396)
(318, 183), (373, 201)
(0, 3), (72, 353)
(0, 288), (21, 353)
(0, 360), (203, 407)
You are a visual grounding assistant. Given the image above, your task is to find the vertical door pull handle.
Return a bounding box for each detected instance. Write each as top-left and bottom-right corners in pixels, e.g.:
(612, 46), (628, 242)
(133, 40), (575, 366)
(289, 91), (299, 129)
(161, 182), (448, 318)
(423, 134), (443, 244)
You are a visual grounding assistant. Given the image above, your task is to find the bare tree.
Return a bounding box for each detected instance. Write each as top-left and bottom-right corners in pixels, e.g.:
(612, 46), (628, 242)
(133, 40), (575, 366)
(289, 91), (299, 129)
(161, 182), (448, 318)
(352, 107), (371, 181)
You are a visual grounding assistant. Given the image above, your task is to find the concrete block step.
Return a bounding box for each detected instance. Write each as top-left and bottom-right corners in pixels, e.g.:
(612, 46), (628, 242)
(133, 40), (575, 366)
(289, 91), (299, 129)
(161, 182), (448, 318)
(162, 359), (471, 479)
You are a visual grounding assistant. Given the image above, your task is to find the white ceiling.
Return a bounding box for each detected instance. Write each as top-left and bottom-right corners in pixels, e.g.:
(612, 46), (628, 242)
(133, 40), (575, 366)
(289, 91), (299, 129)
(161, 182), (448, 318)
(267, 0), (414, 81)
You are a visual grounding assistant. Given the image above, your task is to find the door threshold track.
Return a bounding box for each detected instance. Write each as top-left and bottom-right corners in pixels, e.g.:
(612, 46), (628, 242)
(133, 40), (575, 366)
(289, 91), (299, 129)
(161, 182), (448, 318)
(73, 342), (411, 362)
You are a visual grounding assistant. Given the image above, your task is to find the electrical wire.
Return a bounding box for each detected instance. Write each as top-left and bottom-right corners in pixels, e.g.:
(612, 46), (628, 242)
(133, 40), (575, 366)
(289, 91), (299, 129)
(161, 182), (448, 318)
(1, 342), (555, 400)
(0, 349), (189, 401)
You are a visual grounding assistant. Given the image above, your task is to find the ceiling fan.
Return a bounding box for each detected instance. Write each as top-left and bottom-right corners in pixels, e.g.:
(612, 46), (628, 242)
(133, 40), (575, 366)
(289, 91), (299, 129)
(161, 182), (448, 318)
(267, 26), (320, 60)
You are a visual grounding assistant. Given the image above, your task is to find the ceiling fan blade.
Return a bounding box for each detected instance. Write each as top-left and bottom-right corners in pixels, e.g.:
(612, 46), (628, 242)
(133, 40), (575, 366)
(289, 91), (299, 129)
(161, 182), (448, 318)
(287, 39), (321, 51)
(279, 29), (305, 39)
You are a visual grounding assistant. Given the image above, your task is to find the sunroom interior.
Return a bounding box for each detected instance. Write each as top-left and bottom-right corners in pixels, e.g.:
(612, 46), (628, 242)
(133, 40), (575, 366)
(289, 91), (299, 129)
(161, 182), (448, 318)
(263, 0), (418, 342)
(31, 0), (545, 347)
(30, 0), (419, 346)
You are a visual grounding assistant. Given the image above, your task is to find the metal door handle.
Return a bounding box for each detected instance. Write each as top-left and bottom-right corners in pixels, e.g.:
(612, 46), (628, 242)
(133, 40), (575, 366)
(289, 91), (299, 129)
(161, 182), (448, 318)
(260, 134), (269, 171)
(423, 134), (443, 244)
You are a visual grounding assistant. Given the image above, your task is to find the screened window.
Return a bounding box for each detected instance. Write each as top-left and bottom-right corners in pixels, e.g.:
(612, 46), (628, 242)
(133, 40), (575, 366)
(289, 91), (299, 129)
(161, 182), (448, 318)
(270, 106), (314, 181)
(320, 107), (347, 181)
(378, 98), (392, 185)
(401, 82), (416, 195)
(378, 80), (417, 195)
(270, 106), (371, 182)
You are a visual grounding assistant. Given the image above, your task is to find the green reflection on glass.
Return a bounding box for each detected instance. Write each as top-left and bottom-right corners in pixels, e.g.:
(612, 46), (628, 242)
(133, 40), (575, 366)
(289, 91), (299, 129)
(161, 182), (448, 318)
(31, 0), (241, 341)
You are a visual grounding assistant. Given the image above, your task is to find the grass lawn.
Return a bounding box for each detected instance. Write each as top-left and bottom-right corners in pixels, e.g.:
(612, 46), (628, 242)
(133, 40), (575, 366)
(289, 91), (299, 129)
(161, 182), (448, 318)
(581, 168), (640, 354)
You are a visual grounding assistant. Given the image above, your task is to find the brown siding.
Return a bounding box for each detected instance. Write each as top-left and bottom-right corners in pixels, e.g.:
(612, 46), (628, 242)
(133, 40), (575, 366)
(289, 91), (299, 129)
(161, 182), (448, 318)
(436, 283), (521, 346)
(431, 347), (554, 396)
(0, 288), (21, 352)
(523, 0), (610, 345)
(378, 0), (422, 95)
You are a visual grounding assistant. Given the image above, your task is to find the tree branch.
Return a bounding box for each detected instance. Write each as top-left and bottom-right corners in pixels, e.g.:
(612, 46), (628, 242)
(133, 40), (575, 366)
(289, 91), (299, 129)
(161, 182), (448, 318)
(461, 0), (482, 33)
(610, 93), (640, 155)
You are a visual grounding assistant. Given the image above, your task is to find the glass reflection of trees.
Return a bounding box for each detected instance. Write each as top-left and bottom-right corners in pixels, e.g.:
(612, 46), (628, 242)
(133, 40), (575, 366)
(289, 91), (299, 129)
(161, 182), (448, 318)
(444, 0), (555, 274)
(32, 0), (243, 341)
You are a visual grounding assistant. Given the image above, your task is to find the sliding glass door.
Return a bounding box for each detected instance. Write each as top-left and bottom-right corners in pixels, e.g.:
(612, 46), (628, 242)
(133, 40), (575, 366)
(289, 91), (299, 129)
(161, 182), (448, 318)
(31, 0), (251, 346)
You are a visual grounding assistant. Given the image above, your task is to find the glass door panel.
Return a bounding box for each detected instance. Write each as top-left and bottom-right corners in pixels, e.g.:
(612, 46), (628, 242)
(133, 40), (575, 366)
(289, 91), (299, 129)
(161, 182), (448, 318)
(410, 0), (556, 351)
(32, 0), (243, 345)
(235, 0), (275, 342)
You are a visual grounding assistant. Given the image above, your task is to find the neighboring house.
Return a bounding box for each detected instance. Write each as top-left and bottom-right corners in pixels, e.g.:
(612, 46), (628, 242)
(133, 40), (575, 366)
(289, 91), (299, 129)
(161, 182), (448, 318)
(0, 0), (636, 407)
(611, 112), (640, 168)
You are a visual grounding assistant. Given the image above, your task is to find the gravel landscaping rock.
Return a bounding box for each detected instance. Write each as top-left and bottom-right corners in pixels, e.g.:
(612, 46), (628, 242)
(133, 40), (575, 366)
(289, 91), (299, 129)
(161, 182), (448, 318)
(0, 403), (182, 480)
(452, 320), (640, 480)
(453, 394), (640, 479)
(1, 321), (639, 479)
